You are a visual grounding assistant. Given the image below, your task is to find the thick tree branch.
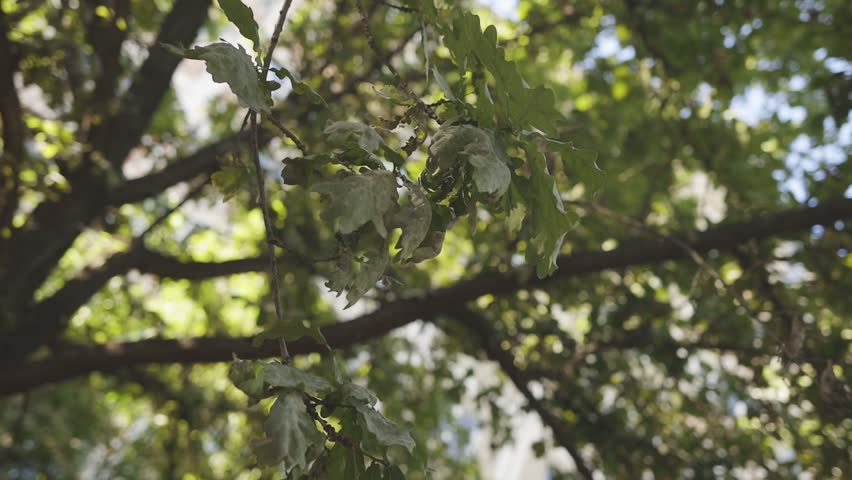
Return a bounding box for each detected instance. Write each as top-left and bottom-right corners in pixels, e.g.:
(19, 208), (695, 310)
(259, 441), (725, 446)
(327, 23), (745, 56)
(2, 197), (851, 394)
(93, 0), (212, 168)
(82, 0), (131, 116)
(107, 131), (254, 206)
(0, 0), (211, 307)
(0, 293), (437, 395)
(0, 5), (24, 234)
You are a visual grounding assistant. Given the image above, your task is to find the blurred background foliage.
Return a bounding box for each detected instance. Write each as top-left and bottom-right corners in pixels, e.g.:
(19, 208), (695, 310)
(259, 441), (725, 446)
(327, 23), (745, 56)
(0, 0), (850, 478)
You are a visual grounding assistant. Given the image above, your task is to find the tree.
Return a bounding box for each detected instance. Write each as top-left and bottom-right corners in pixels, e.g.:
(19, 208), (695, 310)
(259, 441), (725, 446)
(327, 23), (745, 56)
(1, 0), (850, 478)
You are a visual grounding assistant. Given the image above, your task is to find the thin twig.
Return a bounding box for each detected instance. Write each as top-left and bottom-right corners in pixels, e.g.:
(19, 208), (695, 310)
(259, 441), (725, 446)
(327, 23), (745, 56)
(244, 0), (298, 362)
(265, 115), (308, 155)
(262, 0), (294, 78)
(250, 113), (290, 362)
(354, 0), (441, 124)
(376, 0), (416, 12)
(137, 178), (210, 241)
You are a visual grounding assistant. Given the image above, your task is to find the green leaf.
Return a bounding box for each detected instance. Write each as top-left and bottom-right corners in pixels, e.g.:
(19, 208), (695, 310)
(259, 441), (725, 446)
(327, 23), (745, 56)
(472, 75), (495, 128)
(515, 143), (577, 277)
(263, 363), (333, 395)
(312, 170), (398, 237)
(337, 382), (379, 407)
(379, 143), (407, 168)
(364, 463), (383, 480)
(254, 392), (324, 469)
(322, 230), (391, 307)
(432, 66), (456, 101)
(324, 121), (384, 154)
(371, 83), (415, 105)
(164, 42), (271, 114)
(407, 203), (452, 263)
(345, 239), (390, 307)
(426, 125), (510, 197)
(464, 130), (511, 196)
(530, 134), (604, 197)
(218, 0), (260, 54)
(384, 465), (406, 480)
(252, 320), (329, 349)
(409, 230), (445, 263)
(212, 163), (253, 201)
(327, 439), (366, 478)
(441, 13), (563, 134)
(507, 202), (526, 234)
(280, 153), (333, 186)
(391, 182), (432, 261)
(273, 67), (326, 106)
(354, 404), (416, 452)
(228, 357), (266, 401)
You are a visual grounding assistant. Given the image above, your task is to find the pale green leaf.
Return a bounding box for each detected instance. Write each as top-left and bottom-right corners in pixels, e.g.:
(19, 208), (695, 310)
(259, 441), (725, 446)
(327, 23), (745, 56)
(312, 170), (398, 237)
(516, 143), (577, 277)
(371, 83), (414, 105)
(164, 42), (271, 114)
(336, 382), (379, 407)
(409, 230), (445, 263)
(228, 357), (266, 400)
(218, 0), (260, 53)
(464, 130), (511, 196)
(354, 404), (416, 452)
(507, 203), (526, 233)
(324, 121), (383, 154)
(344, 240), (389, 307)
(273, 67), (326, 106)
(252, 321), (329, 349)
(263, 363), (333, 395)
(432, 66), (456, 101)
(426, 125), (510, 197)
(254, 392), (324, 468)
(322, 231), (391, 307)
(392, 182), (432, 261)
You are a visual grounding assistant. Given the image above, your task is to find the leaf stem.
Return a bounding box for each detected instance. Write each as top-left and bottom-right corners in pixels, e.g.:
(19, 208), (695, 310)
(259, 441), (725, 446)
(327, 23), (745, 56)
(265, 115), (308, 155)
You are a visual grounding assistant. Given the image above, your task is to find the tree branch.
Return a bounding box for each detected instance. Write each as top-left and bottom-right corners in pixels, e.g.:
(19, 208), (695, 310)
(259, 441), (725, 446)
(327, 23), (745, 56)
(0, 293), (437, 395)
(0, 5), (24, 235)
(82, 0), (131, 117)
(93, 0), (212, 168)
(2, 198), (851, 394)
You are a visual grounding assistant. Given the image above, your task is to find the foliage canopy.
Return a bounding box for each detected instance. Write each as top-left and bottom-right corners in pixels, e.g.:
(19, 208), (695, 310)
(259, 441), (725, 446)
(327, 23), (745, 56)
(0, 0), (851, 478)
